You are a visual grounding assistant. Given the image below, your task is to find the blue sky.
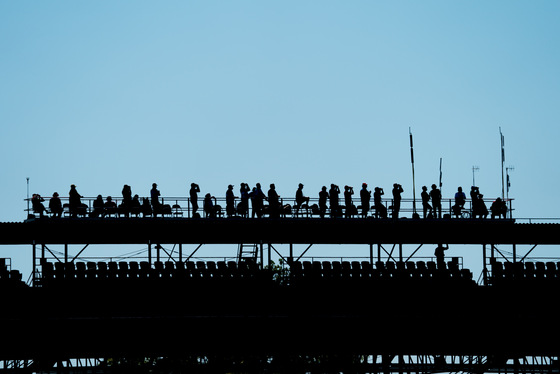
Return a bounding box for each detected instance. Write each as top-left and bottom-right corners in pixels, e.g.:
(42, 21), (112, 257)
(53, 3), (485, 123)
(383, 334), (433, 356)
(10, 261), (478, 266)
(1, 1), (559, 277)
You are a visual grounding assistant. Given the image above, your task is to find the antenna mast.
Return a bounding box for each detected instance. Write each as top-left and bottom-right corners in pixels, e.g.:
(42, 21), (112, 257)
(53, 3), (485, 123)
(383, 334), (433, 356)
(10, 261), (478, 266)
(409, 128), (417, 215)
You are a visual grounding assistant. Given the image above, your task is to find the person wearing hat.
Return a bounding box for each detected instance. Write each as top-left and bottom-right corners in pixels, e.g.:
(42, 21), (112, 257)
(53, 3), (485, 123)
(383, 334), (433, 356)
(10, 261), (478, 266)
(295, 183), (310, 216)
(360, 183), (371, 218)
(189, 183), (200, 216)
(69, 184), (83, 218)
(225, 184), (237, 217)
(150, 183), (161, 217)
(49, 192), (63, 218)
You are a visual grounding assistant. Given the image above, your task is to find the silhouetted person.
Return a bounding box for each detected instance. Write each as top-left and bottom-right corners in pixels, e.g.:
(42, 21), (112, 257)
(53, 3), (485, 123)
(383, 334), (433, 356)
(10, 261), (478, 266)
(434, 244), (449, 269)
(453, 187), (466, 217)
(49, 192), (62, 218)
(471, 186), (488, 219)
(430, 184), (442, 219)
(268, 184), (281, 218)
(250, 183), (266, 218)
(141, 197), (152, 217)
(130, 194), (141, 217)
(318, 186), (329, 218)
(239, 183), (250, 218)
(374, 187), (387, 218)
(421, 186), (432, 219)
(104, 196), (117, 217)
(360, 183), (371, 218)
(151, 183), (161, 217)
(344, 185), (354, 218)
(120, 184), (132, 217)
(491, 197), (507, 219)
(226, 184), (237, 217)
(190, 183), (200, 216)
(203, 193), (218, 218)
(31, 194), (46, 218)
(329, 184), (340, 217)
(295, 183), (310, 216)
(392, 183), (403, 219)
(91, 195), (104, 218)
(69, 184), (83, 218)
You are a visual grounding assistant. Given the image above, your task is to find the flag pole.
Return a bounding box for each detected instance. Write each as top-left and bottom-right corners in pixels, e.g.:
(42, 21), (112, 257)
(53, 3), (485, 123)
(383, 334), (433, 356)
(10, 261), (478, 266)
(500, 127), (505, 199)
(409, 128), (417, 215)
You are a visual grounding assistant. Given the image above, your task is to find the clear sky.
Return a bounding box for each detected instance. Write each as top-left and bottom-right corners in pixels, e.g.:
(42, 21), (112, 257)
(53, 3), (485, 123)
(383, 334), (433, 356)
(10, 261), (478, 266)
(1, 1), (559, 278)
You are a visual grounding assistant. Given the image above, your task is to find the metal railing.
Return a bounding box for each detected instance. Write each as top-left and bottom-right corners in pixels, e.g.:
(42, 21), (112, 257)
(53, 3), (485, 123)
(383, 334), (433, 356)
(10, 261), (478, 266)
(25, 195), (515, 220)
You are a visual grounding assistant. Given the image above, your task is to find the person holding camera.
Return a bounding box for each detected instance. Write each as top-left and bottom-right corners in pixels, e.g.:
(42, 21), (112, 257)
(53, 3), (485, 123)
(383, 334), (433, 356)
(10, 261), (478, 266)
(374, 187), (387, 218)
(329, 184), (341, 217)
(344, 185), (354, 218)
(392, 183), (404, 219)
(190, 183), (200, 216)
(360, 183), (371, 218)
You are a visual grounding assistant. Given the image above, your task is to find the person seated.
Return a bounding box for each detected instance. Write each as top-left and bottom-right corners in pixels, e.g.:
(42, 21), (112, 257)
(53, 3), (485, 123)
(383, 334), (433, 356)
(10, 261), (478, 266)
(104, 196), (117, 217)
(49, 192), (63, 218)
(130, 194), (142, 217)
(204, 193), (217, 218)
(91, 195), (105, 218)
(31, 194), (46, 218)
(490, 197), (508, 219)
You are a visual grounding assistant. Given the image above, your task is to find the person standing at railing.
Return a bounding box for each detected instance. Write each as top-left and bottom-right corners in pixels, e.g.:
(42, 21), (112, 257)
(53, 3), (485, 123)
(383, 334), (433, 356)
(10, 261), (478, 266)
(226, 184), (237, 217)
(120, 185), (132, 217)
(434, 244), (449, 269)
(360, 183), (371, 218)
(295, 183), (310, 216)
(318, 186), (329, 218)
(430, 184), (442, 219)
(329, 184), (340, 218)
(190, 183), (200, 217)
(69, 184), (83, 218)
(421, 186), (432, 219)
(239, 183), (250, 218)
(151, 183), (161, 217)
(374, 187), (387, 218)
(250, 183), (266, 218)
(344, 185), (354, 218)
(268, 184), (280, 218)
(49, 192), (63, 218)
(392, 183), (403, 219)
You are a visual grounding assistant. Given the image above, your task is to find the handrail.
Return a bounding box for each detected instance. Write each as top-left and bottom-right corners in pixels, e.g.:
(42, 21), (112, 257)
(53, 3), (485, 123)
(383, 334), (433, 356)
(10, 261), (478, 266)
(25, 194), (515, 220)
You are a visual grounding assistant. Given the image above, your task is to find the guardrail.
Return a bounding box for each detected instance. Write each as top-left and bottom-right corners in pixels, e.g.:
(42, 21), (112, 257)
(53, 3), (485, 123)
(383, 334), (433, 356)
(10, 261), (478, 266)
(25, 194), (514, 220)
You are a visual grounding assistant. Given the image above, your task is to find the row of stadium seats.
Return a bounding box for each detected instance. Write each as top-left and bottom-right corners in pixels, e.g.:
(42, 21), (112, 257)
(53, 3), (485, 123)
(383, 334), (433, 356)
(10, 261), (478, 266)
(290, 260), (473, 283)
(40, 259), (473, 286)
(41, 259), (262, 283)
(490, 259), (560, 283)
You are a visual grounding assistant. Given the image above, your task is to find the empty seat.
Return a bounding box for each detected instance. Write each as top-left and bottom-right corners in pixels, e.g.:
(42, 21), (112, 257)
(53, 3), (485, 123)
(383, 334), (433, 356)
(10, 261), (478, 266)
(75, 262), (86, 278)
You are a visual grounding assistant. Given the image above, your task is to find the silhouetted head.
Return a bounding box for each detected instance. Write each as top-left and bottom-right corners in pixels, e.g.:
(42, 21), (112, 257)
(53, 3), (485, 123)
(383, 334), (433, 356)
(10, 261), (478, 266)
(322, 186), (327, 191)
(298, 183), (303, 188)
(228, 185), (233, 189)
(458, 187), (463, 192)
(422, 186), (427, 191)
(152, 183), (157, 188)
(362, 183), (367, 188)
(431, 184), (437, 189)
(270, 184), (275, 189)
(53, 192), (59, 197)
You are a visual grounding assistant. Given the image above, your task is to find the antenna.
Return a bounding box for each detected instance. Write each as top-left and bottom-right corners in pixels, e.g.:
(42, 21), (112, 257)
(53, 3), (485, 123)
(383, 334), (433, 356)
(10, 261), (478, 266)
(472, 166), (479, 186)
(26, 177), (30, 217)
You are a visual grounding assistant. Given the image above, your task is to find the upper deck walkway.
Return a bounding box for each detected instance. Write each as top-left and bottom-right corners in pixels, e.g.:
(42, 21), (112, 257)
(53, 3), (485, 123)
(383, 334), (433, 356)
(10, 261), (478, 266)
(9, 193), (558, 246)
(1, 216), (558, 246)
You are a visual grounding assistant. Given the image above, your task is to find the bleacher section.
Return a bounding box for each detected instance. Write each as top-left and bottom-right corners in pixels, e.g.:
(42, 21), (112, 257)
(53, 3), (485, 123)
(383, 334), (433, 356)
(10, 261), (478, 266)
(490, 258), (560, 288)
(39, 259), (475, 289)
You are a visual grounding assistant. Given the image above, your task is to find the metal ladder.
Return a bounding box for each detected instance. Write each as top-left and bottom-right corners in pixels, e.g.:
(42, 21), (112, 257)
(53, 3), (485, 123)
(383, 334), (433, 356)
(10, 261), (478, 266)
(237, 243), (259, 263)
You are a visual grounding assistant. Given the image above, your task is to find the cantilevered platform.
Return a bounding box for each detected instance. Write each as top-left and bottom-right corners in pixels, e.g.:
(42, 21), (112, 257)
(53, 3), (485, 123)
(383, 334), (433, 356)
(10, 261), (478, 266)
(1, 217), (558, 245)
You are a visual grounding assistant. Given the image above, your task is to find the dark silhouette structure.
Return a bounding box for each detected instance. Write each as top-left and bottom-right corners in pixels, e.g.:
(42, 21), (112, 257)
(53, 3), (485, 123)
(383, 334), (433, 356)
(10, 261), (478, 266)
(392, 183), (403, 219)
(1, 196), (560, 373)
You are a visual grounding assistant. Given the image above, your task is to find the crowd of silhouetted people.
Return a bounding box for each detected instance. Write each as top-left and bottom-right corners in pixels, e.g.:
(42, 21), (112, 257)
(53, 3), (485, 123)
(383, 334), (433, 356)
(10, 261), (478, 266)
(29, 182), (509, 220)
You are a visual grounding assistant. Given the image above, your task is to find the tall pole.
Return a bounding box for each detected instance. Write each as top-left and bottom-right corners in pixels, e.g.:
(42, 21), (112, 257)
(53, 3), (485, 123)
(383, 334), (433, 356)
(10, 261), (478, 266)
(26, 177), (30, 216)
(439, 158), (443, 195)
(409, 128), (417, 215)
(500, 127), (505, 200)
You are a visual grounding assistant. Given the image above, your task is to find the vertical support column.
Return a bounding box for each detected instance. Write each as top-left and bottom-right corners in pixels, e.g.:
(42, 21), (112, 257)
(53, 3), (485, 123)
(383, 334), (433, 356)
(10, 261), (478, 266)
(268, 243), (271, 268)
(179, 243), (183, 262)
(148, 241), (152, 264)
(369, 244), (373, 265)
(289, 243), (293, 262)
(399, 244), (403, 262)
(512, 244), (517, 263)
(260, 241), (264, 269)
(377, 244), (382, 263)
(483, 244), (487, 286)
(64, 244), (68, 263)
(32, 241), (36, 287)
